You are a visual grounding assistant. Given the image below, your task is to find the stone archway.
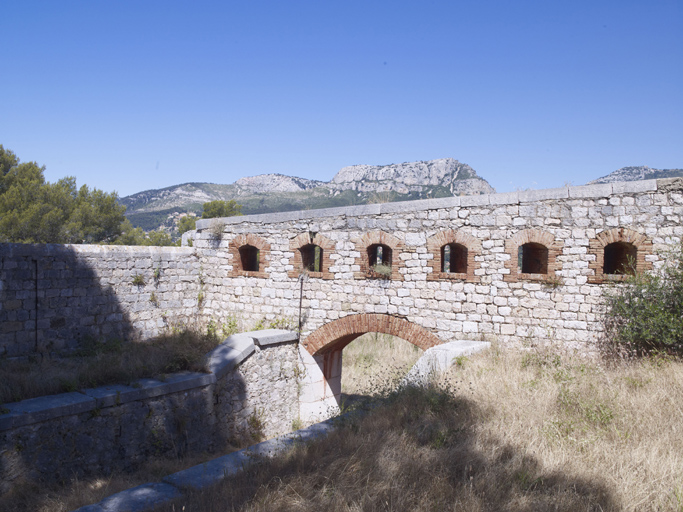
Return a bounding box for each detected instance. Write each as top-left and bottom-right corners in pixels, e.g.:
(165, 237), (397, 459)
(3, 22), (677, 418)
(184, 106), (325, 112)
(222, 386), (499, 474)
(298, 314), (442, 422)
(303, 313), (441, 355)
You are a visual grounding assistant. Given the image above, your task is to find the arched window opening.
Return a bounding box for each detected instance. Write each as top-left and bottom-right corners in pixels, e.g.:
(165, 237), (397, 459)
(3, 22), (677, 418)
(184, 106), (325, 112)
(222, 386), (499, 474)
(604, 242), (637, 275)
(300, 244), (323, 273)
(368, 243), (392, 277)
(368, 243), (392, 267)
(518, 242), (548, 274)
(441, 243), (468, 273)
(239, 244), (259, 272)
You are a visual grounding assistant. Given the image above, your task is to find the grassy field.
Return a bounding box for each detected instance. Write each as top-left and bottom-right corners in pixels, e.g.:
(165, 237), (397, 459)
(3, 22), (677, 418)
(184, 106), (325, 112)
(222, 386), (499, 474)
(156, 340), (683, 512)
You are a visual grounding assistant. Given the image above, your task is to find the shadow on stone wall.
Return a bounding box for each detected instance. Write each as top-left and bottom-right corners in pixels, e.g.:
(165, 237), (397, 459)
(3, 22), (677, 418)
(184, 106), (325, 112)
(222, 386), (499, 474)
(1, 244), (135, 358)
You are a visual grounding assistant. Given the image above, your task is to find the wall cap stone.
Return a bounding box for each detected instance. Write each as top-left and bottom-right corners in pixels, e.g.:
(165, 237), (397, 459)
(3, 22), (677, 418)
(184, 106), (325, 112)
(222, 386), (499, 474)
(204, 334), (256, 379)
(192, 179), (659, 229)
(4, 392), (95, 429)
(243, 329), (300, 347)
(75, 482), (181, 512)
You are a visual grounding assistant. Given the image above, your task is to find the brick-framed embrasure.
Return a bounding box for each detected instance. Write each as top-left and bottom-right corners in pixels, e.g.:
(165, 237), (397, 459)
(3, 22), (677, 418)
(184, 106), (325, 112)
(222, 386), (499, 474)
(504, 229), (564, 282)
(426, 229), (481, 282)
(287, 232), (335, 279)
(228, 234), (271, 278)
(587, 228), (652, 283)
(353, 231), (405, 281)
(302, 313), (441, 355)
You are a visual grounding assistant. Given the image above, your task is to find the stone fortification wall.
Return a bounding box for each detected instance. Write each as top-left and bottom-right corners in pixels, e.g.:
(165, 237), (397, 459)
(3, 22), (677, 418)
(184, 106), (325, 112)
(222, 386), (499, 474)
(0, 331), (300, 493)
(0, 244), (200, 358)
(192, 179), (683, 353)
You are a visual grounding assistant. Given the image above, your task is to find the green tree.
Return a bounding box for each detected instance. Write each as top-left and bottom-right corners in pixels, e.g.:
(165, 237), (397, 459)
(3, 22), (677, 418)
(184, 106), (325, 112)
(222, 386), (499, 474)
(113, 219), (174, 246)
(113, 219), (147, 245)
(201, 199), (242, 219)
(144, 230), (174, 246)
(177, 215), (197, 234)
(0, 145), (126, 244)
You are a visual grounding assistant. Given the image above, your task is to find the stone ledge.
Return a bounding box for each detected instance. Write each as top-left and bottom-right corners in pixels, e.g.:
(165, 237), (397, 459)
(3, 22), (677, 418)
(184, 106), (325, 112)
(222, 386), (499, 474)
(613, 179), (658, 194)
(204, 334), (256, 379)
(518, 187), (569, 202)
(243, 329), (300, 347)
(403, 340), (491, 386)
(73, 482), (181, 512)
(568, 183), (613, 198)
(4, 392), (96, 429)
(0, 243), (196, 259)
(163, 418), (335, 491)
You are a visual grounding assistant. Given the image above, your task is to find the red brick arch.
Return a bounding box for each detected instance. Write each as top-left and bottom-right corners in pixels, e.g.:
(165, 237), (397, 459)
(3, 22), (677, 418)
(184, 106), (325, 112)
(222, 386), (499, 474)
(302, 313), (442, 355)
(588, 228), (652, 283)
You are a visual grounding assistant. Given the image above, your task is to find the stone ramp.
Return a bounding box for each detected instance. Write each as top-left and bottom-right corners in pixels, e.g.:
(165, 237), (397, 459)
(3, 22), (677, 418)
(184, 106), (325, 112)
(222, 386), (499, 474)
(403, 340), (491, 386)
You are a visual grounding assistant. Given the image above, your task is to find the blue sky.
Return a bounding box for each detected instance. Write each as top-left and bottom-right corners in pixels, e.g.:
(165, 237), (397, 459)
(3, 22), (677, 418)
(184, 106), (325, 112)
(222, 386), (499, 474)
(2, 0), (681, 197)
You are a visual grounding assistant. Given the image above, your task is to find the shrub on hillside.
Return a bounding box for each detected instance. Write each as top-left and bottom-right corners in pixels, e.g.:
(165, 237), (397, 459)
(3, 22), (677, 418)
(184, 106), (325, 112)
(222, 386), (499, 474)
(602, 243), (683, 357)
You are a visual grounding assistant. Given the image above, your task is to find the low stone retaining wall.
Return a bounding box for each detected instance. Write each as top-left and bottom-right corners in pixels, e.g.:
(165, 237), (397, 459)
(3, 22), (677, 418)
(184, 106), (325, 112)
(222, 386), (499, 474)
(0, 330), (300, 495)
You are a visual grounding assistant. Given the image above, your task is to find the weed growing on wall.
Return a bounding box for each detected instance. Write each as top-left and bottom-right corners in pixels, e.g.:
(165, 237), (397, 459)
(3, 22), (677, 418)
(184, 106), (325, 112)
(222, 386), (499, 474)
(370, 262), (392, 278)
(602, 243), (683, 357)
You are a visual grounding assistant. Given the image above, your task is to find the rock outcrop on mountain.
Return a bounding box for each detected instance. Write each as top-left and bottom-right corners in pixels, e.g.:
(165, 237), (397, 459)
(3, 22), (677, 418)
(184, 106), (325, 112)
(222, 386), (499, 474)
(119, 158), (495, 232)
(330, 158), (494, 196)
(588, 166), (683, 184)
(234, 174), (324, 194)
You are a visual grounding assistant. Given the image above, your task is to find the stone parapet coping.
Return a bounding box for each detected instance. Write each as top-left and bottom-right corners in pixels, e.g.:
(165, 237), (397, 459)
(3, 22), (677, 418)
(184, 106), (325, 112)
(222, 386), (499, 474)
(195, 179), (662, 229)
(0, 329), (299, 432)
(0, 243), (196, 258)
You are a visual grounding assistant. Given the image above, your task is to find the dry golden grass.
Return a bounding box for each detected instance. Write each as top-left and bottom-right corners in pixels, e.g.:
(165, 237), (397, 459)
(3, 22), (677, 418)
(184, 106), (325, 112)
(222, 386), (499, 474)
(0, 328), (222, 404)
(156, 343), (683, 512)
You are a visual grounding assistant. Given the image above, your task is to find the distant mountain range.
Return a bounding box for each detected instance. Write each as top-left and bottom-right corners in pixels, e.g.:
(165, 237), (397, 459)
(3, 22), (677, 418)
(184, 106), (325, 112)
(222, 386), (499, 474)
(120, 158), (495, 232)
(588, 166), (683, 184)
(120, 161), (682, 233)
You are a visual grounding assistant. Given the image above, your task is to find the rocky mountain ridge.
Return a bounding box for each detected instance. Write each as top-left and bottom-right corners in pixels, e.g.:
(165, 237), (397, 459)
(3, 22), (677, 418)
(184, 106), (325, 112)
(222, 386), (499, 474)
(120, 158), (495, 231)
(588, 166), (683, 184)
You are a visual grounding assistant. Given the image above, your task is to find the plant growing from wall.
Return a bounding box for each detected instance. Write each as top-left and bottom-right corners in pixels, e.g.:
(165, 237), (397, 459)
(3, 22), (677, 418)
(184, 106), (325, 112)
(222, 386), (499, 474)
(602, 245), (683, 357)
(132, 273), (145, 286)
(209, 219), (226, 240)
(222, 316), (238, 337)
(149, 292), (159, 307)
(247, 408), (266, 442)
(542, 275), (563, 289)
(153, 266), (162, 284)
(371, 262), (392, 279)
